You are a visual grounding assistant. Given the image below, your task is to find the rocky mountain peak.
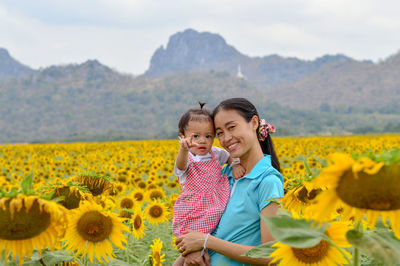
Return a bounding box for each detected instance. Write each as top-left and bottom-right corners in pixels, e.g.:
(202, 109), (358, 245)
(145, 29), (242, 76)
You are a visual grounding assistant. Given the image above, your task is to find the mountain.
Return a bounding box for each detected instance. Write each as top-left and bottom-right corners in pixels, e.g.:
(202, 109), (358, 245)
(0, 30), (399, 143)
(0, 48), (34, 78)
(269, 53), (400, 110)
(145, 29), (399, 110)
(145, 29), (353, 90)
(146, 29), (245, 76)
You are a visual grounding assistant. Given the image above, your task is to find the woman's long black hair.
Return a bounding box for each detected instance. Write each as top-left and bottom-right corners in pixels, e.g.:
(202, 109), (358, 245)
(212, 98), (281, 172)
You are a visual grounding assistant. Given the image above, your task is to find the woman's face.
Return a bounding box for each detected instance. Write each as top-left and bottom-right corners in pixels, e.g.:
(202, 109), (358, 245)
(214, 109), (259, 159)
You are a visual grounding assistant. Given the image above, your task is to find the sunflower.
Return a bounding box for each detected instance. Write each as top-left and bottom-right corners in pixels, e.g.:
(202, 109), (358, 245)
(46, 184), (90, 210)
(145, 188), (166, 202)
(131, 188), (146, 205)
(144, 201), (169, 225)
(94, 194), (116, 210)
(270, 221), (352, 265)
(281, 183), (321, 218)
(138, 181), (147, 189)
(63, 201), (129, 263)
(309, 153), (400, 238)
(130, 207), (146, 239)
(74, 173), (113, 196)
(167, 180), (178, 189)
(118, 192), (137, 210)
(148, 238), (166, 266)
(106, 182), (126, 197)
(167, 193), (179, 213)
(117, 192), (137, 218)
(0, 194), (67, 265)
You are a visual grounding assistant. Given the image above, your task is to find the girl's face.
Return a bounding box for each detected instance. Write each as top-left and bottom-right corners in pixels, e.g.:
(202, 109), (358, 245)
(214, 109), (259, 159)
(183, 120), (215, 156)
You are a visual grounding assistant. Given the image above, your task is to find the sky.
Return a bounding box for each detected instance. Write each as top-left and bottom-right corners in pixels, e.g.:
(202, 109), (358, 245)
(1, 0), (400, 75)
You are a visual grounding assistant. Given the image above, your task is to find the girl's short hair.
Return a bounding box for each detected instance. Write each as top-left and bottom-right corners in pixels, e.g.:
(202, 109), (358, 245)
(213, 98), (281, 172)
(178, 102), (213, 135)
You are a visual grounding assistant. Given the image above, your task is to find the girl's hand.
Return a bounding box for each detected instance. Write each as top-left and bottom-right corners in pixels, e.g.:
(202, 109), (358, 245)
(176, 230), (206, 257)
(179, 134), (200, 151)
(232, 164), (246, 179)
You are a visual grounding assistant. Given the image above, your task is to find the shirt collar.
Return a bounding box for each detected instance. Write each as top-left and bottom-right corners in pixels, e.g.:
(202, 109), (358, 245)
(238, 155), (283, 184)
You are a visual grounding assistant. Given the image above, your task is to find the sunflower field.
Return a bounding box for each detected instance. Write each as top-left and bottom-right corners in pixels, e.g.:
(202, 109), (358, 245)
(0, 134), (399, 265)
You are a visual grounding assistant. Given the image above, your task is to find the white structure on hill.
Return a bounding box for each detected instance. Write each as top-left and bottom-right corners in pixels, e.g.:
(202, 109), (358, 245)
(237, 65), (246, 79)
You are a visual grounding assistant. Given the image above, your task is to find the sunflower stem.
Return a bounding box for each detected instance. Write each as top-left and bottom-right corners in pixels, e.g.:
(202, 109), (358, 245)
(353, 222), (362, 266)
(353, 247), (359, 266)
(126, 233), (131, 263)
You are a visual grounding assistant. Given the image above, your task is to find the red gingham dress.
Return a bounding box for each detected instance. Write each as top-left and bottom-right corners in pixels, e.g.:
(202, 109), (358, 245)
(172, 149), (230, 237)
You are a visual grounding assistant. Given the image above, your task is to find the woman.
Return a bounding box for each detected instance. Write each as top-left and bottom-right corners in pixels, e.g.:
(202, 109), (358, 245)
(176, 98), (284, 265)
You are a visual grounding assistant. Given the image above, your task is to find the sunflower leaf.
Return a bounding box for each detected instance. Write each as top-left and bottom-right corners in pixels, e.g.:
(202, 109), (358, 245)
(261, 215), (328, 248)
(40, 250), (75, 265)
(346, 229), (400, 265)
(242, 241), (277, 259)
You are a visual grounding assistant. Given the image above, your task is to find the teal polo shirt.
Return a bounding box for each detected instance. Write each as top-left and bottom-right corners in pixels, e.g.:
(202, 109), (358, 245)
(210, 155), (284, 266)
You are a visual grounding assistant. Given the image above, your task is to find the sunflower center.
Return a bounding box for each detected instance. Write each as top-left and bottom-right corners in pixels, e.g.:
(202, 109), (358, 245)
(149, 191), (164, 200)
(149, 206), (163, 218)
(336, 165), (400, 210)
(134, 192), (144, 201)
(118, 176), (127, 183)
(120, 198), (134, 209)
(0, 199), (51, 240)
(292, 240), (330, 263)
(77, 211), (113, 242)
(134, 215), (142, 230)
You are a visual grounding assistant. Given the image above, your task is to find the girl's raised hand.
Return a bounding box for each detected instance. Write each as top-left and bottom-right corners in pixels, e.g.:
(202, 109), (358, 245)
(179, 134), (200, 151)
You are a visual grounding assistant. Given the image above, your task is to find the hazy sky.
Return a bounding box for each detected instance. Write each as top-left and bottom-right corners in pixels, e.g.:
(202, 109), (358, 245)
(1, 0), (399, 74)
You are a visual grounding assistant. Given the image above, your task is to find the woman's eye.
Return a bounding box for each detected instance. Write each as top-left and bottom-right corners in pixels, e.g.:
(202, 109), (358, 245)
(228, 126), (235, 130)
(216, 132), (223, 137)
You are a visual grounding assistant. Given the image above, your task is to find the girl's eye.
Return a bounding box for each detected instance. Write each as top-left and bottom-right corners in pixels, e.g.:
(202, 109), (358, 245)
(193, 135), (199, 138)
(206, 135), (212, 139)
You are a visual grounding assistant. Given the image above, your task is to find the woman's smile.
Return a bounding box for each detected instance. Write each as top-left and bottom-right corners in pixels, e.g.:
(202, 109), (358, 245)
(227, 142), (239, 153)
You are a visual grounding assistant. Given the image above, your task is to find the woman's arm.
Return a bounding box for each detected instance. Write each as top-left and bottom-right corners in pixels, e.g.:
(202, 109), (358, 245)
(177, 203), (280, 266)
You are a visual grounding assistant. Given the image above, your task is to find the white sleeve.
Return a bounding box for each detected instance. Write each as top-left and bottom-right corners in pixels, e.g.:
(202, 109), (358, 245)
(212, 146), (230, 166)
(174, 161), (189, 184)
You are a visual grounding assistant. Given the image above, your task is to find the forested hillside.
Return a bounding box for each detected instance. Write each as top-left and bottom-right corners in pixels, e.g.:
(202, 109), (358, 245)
(1, 29), (399, 143)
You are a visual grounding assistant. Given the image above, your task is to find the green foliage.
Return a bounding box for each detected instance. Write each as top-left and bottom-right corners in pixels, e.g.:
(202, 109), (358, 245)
(243, 241), (277, 259)
(261, 216), (328, 248)
(1, 61), (399, 143)
(346, 229), (400, 265)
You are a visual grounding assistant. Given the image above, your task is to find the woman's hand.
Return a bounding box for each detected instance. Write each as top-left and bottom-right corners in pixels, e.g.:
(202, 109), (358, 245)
(183, 250), (211, 266)
(176, 230), (206, 256)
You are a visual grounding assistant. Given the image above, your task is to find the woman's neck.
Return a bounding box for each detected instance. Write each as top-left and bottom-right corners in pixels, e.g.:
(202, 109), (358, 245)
(240, 145), (264, 175)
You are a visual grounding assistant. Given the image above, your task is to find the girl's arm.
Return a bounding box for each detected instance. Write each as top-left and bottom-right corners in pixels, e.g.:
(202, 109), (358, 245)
(176, 145), (189, 171)
(176, 133), (198, 170)
(227, 155), (245, 179)
(177, 203), (279, 265)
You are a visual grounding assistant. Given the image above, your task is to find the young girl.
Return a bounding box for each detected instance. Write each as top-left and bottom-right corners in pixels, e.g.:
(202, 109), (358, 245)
(172, 102), (245, 266)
